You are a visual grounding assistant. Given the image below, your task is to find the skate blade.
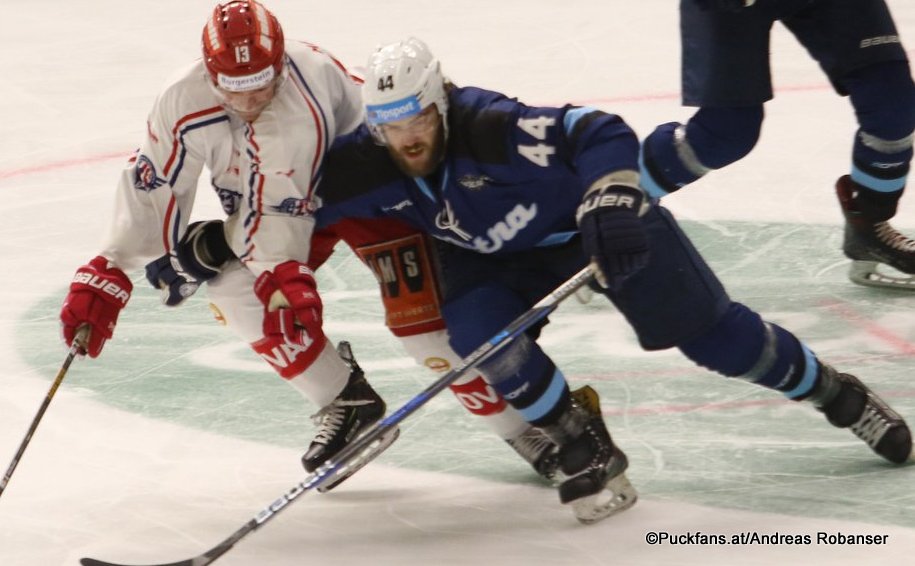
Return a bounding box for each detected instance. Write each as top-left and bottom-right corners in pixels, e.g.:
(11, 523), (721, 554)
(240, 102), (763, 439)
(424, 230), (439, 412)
(317, 427), (401, 493)
(848, 261), (915, 290)
(571, 472), (638, 524)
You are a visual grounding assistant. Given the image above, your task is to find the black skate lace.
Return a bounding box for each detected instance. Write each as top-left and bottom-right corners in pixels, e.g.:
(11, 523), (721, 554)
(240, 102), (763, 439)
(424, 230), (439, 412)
(850, 400), (892, 448)
(310, 400), (373, 445)
(874, 222), (915, 253)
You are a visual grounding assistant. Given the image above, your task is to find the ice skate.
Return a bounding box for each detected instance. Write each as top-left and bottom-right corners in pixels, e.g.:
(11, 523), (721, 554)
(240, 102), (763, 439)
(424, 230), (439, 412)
(303, 341), (399, 492)
(506, 426), (561, 483)
(540, 386), (637, 524)
(813, 363), (913, 464)
(836, 175), (915, 290)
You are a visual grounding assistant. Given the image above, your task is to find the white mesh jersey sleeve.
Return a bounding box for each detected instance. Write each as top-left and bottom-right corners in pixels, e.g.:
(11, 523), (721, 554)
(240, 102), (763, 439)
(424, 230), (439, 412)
(225, 41), (364, 276)
(99, 62), (233, 273)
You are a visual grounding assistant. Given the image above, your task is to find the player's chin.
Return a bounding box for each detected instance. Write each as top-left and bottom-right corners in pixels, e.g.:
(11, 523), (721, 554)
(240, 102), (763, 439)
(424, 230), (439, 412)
(394, 151), (436, 177)
(228, 102), (270, 121)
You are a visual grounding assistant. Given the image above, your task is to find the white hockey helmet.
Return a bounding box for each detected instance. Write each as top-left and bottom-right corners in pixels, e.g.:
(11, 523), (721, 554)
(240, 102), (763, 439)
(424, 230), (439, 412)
(363, 37), (448, 141)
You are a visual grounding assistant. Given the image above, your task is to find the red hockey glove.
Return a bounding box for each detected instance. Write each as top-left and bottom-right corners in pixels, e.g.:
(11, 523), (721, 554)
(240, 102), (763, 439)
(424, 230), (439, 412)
(60, 256), (133, 358)
(254, 261), (324, 346)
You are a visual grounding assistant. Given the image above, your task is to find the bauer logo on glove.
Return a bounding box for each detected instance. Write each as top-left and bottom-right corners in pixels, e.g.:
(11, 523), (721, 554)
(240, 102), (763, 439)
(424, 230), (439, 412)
(576, 175), (651, 291)
(71, 270), (131, 305)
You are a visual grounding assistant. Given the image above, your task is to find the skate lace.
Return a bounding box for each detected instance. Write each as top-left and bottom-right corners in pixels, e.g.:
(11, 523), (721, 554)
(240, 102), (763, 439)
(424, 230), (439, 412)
(508, 429), (555, 464)
(874, 222), (915, 253)
(310, 399), (373, 445)
(850, 399), (892, 448)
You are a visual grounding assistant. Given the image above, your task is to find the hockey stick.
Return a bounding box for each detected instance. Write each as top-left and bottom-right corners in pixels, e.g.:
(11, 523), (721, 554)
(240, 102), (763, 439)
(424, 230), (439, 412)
(0, 327), (88, 500)
(80, 264), (596, 566)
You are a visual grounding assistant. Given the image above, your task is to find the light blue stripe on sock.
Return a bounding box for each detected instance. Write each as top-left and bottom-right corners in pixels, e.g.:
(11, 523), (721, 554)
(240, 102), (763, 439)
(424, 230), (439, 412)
(783, 345), (818, 400)
(519, 368), (567, 421)
(851, 165), (907, 193)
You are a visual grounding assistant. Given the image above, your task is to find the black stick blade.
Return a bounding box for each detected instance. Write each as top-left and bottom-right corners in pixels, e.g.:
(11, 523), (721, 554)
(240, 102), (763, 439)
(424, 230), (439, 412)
(81, 557), (199, 566)
(79, 558), (197, 566)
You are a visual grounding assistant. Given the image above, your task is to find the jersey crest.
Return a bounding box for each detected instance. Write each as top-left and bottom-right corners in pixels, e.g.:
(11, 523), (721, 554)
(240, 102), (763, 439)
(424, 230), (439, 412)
(133, 154), (166, 192)
(272, 196), (321, 216)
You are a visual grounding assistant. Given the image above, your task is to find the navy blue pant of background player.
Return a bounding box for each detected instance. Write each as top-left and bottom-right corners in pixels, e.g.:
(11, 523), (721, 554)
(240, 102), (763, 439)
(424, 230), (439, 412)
(680, 0), (906, 106)
(435, 205), (827, 428)
(641, 0), (914, 213)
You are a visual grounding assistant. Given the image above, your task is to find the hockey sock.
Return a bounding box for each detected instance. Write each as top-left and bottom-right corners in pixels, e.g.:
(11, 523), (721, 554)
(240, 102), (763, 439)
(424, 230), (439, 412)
(678, 302), (819, 398)
(477, 335), (571, 428)
(845, 61), (915, 221)
(395, 329), (530, 439)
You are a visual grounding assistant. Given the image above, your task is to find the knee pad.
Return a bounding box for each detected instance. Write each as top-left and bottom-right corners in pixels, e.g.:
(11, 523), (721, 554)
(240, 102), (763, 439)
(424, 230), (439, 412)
(846, 61), (915, 141)
(396, 329), (459, 374)
(678, 302), (766, 377)
(442, 284), (527, 357)
(686, 106), (764, 168)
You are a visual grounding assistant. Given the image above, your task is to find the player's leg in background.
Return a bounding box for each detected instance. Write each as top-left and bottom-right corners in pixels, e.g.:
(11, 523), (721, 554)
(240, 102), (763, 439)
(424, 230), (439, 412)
(784, 0), (915, 284)
(639, 2), (771, 197)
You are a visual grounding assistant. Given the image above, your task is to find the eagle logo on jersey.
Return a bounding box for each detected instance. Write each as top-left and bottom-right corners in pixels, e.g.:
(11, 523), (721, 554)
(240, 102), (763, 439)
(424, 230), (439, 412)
(272, 196), (321, 216)
(133, 154), (165, 192)
(457, 174), (493, 190)
(214, 186), (241, 215)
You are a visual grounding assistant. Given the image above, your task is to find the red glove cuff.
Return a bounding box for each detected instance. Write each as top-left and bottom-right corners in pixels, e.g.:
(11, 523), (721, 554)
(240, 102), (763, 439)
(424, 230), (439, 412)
(253, 270), (280, 307)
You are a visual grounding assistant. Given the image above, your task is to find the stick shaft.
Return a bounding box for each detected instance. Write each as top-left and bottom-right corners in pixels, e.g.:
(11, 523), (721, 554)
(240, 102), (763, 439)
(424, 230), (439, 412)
(1, 332), (86, 498)
(78, 265), (595, 566)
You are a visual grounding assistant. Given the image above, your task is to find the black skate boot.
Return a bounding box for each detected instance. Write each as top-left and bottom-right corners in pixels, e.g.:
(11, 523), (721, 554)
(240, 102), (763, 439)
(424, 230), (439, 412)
(810, 363), (912, 464)
(505, 426), (561, 483)
(836, 175), (915, 289)
(303, 342), (399, 491)
(539, 386), (637, 523)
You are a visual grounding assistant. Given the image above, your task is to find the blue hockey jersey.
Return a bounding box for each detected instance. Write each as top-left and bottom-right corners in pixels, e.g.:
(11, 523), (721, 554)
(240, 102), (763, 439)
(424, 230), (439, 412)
(315, 86), (640, 255)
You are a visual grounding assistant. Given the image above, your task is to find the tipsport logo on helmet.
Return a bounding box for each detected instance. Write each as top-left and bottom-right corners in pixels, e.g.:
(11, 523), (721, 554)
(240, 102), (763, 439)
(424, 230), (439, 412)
(366, 96), (421, 125)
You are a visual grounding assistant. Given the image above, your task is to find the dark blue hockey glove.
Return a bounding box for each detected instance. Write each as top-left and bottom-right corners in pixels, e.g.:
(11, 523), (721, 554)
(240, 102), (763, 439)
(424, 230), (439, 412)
(576, 184), (650, 291)
(145, 220), (234, 306)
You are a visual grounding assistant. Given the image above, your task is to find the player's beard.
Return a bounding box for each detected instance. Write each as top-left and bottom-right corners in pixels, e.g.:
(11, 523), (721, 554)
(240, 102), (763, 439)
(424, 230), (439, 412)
(389, 126), (446, 178)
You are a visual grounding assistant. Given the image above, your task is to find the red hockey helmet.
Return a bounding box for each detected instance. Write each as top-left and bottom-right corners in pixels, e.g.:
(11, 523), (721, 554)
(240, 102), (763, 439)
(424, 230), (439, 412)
(202, 1), (285, 92)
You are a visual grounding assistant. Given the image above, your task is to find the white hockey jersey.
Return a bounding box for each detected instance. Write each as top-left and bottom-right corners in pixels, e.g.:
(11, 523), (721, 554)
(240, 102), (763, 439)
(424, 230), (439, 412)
(100, 41), (363, 276)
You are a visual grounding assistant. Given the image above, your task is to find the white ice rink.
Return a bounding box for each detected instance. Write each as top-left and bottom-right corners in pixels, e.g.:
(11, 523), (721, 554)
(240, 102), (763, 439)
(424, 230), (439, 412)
(1, 1), (914, 565)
